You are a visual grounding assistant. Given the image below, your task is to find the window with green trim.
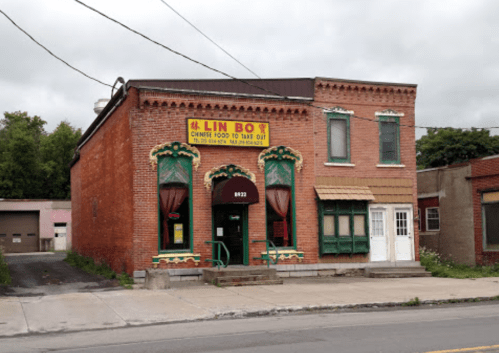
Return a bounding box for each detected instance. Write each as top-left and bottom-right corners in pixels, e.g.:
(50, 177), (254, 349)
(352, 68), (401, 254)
(157, 155), (192, 252)
(379, 116), (400, 164)
(266, 187), (293, 247)
(327, 113), (350, 163)
(265, 159), (295, 248)
(318, 201), (369, 255)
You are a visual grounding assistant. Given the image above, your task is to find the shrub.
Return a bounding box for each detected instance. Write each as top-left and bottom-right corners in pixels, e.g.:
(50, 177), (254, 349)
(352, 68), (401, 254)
(419, 247), (499, 278)
(0, 248), (12, 285)
(64, 251), (133, 287)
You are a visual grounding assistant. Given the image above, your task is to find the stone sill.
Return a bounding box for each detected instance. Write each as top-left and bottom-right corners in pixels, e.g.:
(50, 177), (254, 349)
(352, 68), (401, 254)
(376, 164), (405, 168)
(324, 162), (355, 167)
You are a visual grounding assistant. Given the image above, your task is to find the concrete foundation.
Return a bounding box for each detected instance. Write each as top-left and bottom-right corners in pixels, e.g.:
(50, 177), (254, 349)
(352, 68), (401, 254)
(144, 269), (171, 290)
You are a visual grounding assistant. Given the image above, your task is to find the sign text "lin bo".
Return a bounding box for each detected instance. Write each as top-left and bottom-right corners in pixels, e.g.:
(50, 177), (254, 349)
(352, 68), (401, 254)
(187, 119), (270, 147)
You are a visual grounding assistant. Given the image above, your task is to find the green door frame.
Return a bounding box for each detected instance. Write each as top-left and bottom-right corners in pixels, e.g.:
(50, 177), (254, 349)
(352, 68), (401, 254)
(211, 204), (249, 266)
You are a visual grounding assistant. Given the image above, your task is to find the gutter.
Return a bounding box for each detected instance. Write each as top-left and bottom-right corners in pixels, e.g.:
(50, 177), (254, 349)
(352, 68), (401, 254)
(131, 85), (314, 102)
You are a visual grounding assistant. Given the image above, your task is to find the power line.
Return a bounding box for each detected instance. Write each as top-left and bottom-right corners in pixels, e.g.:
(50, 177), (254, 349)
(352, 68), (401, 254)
(1, 3), (495, 133)
(74, 0), (280, 98)
(0, 8), (113, 88)
(157, 0), (260, 79)
(71, 1), (499, 132)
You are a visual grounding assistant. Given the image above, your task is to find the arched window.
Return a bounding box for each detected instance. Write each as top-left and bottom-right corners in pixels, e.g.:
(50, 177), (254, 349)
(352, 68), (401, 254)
(258, 146), (303, 248)
(150, 142), (200, 252)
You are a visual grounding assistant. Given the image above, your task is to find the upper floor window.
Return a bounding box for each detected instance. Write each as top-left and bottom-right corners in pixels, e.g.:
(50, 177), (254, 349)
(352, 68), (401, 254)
(326, 108), (352, 163)
(379, 116), (400, 164)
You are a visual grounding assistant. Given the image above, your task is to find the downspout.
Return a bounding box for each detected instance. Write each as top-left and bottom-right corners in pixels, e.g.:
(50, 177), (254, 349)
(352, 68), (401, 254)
(74, 77), (128, 155)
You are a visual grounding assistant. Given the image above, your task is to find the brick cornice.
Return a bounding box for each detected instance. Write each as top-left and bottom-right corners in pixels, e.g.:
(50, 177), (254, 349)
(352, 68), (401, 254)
(138, 92), (310, 120)
(315, 81), (417, 105)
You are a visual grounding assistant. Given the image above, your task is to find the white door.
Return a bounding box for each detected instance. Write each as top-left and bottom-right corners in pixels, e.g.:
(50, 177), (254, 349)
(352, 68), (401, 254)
(370, 209), (388, 261)
(54, 225), (67, 251)
(394, 210), (413, 261)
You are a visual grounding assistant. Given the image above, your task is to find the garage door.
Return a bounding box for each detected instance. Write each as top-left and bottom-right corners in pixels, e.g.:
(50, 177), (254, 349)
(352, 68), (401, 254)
(0, 212), (39, 253)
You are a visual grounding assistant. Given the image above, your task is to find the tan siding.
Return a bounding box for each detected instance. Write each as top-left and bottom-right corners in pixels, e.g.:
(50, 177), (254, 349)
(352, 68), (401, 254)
(315, 176), (413, 203)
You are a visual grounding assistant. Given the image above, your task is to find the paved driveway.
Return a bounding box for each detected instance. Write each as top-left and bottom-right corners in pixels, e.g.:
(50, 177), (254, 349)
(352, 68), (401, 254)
(1, 253), (122, 296)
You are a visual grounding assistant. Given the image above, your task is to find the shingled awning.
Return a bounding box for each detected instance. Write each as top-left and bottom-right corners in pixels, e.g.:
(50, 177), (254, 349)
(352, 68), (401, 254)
(314, 185), (375, 201)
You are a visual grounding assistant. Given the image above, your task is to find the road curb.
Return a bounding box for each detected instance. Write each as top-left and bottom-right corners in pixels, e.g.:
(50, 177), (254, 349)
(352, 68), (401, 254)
(2, 295), (499, 339)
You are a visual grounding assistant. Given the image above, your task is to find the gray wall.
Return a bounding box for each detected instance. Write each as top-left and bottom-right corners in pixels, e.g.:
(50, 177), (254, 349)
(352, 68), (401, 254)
(418, 165), (475, 265)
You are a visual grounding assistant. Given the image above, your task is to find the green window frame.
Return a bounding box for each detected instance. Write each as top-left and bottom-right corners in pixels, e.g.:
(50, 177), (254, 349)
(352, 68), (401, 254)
(379, 116), (400, 164)
(318, 200), (370, 255)
(157, 155), (193, 254)
(327, 112), (350, 163)
(265, 159), (297, 249)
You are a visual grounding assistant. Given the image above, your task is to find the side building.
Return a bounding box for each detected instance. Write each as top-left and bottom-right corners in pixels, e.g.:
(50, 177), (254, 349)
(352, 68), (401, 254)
(417, 155), (499, 266)
(0, 200), (71, 253)
(70, 77), (419, 279)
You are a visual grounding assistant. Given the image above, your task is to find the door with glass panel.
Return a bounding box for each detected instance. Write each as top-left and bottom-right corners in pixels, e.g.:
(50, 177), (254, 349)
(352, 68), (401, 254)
(370, 209), (388, 262)
(394, 209), (413, 261)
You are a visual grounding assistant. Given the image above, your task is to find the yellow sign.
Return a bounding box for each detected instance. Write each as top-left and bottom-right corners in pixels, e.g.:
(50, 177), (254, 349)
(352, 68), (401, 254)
(174, 224), (183, 244)
(187, 119), (269, 147)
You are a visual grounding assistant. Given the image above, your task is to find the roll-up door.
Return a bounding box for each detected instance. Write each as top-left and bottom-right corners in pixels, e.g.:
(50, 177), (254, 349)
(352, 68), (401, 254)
(0, 212), (39, 253)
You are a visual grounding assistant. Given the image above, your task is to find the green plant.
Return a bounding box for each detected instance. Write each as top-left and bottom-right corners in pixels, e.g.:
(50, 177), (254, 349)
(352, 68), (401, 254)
(117, 272), (134, 289)
(403, 297), (421, 306)
(0, 248), (11, 285)
(64, 251), (134, 288)
(419, 247), (499, 279)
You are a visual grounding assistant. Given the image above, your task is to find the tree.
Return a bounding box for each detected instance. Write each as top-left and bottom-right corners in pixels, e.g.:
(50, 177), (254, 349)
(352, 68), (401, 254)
(40, 121), (82, 199)
(0, 111), (46, 198)
(0, 112), (81, 199)
(416, 128), (499, 169)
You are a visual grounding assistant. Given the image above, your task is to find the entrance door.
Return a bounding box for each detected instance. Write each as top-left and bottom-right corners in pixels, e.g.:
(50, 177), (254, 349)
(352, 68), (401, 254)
(54, 223), (67, 251)
(370, 209), (388, 262)
(394, 209), (414, 261)
(213, 205), (246, 265)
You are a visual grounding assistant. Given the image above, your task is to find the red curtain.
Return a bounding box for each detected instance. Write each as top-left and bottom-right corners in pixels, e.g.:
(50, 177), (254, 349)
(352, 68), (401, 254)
(159, 186), (188, 249)
(266, 187), (291, 246)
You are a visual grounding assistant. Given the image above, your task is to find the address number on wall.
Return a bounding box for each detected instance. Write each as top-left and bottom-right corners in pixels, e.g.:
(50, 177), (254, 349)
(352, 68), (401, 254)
(234, 192), (247, 197)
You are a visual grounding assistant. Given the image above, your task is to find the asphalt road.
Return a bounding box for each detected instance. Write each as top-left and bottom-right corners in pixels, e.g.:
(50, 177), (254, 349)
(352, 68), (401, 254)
(3, 302), (499, 353)
(2, 253), (122, 296)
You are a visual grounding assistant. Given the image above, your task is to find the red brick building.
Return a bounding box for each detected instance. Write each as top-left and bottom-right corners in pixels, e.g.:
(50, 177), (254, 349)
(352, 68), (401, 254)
(418, 155), (499, 266)
(70, 77), (419, 279)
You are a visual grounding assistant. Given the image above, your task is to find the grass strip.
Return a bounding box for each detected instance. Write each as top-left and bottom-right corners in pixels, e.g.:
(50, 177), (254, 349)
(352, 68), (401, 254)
(64, 251), (134, 288)
(0, 248), (11, 285)
(420, 247), (499, 278)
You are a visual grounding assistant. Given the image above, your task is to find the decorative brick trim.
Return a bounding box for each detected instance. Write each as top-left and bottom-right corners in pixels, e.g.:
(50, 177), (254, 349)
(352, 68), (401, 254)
(258, 145), (304, 172)
(139, 93), (309, 119)
(315, 82), (416, 104)
(149, 141), (200, 171)
(204, 164), (256, 190)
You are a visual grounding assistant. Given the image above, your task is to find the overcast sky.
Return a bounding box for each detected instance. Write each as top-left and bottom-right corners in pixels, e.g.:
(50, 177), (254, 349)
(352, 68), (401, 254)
(1, 0), (498, 138)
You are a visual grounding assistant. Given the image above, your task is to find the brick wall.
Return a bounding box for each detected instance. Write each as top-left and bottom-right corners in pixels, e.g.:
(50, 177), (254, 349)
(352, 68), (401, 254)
(72, 78), (418, 273)
(130, 92), (315, 271)
(471, 156), (499, 265)
(314, 79), (419, 260)
(71, 89), (138, 274)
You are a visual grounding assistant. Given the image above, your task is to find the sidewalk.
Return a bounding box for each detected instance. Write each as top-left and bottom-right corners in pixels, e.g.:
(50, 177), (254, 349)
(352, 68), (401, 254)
(2, 276), (499, 337)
